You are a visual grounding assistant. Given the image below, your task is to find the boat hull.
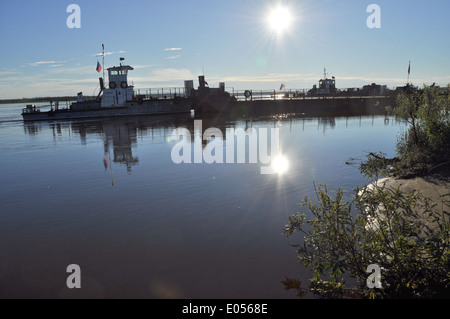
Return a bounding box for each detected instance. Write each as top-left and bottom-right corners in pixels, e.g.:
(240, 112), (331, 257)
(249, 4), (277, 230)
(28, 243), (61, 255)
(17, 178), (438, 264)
(22, 99), (193, 121)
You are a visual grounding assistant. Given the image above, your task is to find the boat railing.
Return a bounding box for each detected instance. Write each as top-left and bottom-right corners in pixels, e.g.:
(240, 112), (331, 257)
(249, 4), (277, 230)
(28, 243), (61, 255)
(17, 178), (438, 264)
(21, 102), (66, 114)
(228, 87), (395, 101)
(134, 88), (187, 100)
(229, 89), (308, 101)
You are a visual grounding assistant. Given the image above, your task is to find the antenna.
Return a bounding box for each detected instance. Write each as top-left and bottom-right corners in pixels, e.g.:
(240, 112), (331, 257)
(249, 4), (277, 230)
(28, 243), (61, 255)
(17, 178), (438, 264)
(102, 44), (105, 82)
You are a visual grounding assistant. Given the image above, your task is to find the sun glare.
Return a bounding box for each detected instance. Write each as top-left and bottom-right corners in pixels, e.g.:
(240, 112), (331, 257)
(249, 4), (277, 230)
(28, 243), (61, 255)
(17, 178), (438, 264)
(271, 155), (290, 175)
(268, 6), (293, 34)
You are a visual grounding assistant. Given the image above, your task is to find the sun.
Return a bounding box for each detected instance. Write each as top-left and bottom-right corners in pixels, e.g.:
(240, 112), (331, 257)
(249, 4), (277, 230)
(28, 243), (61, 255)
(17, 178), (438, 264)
(268, 5), (293, 34)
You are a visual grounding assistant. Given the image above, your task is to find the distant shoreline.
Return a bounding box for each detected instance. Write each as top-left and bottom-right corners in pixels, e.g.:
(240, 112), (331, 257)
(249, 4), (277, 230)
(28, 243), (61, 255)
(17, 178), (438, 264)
(0, 96), (95, 105)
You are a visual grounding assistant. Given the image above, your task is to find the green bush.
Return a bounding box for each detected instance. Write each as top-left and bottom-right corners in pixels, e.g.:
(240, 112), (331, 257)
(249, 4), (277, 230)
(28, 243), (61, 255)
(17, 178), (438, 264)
(284, 184), (449, 299)
(387, 85), (450, 176)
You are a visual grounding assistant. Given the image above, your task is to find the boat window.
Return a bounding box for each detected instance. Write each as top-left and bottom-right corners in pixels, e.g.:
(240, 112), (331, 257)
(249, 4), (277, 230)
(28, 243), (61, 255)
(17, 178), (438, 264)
(109, 69), (129, 76)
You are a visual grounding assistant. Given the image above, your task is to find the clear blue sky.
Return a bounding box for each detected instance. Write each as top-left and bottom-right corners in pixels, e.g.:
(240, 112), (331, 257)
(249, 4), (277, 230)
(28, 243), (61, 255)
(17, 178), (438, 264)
(1, 0), (449, 98)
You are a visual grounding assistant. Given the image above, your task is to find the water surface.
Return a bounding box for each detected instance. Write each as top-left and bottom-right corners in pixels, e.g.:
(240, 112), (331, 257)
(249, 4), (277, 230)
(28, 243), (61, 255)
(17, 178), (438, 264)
(0, 103), (405, 298)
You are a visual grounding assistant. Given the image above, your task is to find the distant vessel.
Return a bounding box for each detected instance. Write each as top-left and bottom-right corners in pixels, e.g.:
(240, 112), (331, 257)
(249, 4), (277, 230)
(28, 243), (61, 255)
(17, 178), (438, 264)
(22, 60), (193, 121)
(307, 68), (389, 97)
(307, 68), (337, 96)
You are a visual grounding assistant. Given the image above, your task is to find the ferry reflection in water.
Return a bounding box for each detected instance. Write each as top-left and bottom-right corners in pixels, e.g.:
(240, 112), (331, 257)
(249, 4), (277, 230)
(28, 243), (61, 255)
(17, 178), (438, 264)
(24, 114), (195, 173)
(10, 111), (401, 298)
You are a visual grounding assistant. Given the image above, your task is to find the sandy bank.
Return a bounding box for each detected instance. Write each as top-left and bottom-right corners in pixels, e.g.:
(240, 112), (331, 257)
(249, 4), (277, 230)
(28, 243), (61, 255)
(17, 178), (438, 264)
(368, 175), (449, 240)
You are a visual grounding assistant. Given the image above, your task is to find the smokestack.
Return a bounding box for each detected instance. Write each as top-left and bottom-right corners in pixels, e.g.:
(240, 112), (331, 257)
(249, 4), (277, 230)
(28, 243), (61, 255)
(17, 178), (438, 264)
(199, 75), (206, 88)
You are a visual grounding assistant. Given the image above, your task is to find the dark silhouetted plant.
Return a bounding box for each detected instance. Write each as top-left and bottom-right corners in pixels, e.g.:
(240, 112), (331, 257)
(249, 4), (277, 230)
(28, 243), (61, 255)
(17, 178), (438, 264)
(284, 184), (449, 299)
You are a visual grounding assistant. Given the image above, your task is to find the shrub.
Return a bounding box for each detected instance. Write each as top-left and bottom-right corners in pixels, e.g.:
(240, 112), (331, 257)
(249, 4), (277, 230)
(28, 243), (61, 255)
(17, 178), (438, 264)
(284, 184), (449, 299)
(387, 85), (450, 176)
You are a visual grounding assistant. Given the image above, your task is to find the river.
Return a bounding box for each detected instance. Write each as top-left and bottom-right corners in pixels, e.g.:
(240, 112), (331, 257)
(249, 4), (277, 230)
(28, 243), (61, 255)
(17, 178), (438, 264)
(0, 102), (406, 298)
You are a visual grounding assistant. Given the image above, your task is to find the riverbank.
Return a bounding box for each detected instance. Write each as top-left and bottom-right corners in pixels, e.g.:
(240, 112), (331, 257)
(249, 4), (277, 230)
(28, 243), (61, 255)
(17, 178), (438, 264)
(371, 171), (449, 241)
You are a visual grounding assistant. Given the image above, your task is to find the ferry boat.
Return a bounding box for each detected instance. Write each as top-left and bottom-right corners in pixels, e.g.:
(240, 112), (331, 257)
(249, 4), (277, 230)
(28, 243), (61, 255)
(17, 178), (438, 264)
(22, 61), (194, 121)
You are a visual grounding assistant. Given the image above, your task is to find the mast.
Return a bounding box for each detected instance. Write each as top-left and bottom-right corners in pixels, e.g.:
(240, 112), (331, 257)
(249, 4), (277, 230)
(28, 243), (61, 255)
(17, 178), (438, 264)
(102, 43), (105, 83)
(407, 60), (411, 86)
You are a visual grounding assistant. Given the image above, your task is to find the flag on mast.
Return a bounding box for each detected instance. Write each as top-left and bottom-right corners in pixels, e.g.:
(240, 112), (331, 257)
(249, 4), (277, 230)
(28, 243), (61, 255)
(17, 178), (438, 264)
(96, 61), (102, 73)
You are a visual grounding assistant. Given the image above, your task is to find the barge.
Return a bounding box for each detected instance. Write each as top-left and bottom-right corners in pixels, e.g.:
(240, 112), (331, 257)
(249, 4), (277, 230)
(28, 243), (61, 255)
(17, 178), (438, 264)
(22, 61), (194, 121)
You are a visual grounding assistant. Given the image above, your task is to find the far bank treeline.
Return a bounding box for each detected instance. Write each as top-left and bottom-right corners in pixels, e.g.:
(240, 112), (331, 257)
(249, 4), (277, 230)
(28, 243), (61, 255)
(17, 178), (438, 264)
(0, 96), (96, 104)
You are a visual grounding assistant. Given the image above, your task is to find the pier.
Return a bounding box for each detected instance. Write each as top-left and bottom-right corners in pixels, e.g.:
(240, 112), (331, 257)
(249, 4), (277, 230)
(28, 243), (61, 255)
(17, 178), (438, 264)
(231, 94), (395, 117)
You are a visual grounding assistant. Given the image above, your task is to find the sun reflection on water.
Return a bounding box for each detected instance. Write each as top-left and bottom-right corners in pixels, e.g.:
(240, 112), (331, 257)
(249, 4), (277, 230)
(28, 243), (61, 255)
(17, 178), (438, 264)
(271, 155), (290, 175)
